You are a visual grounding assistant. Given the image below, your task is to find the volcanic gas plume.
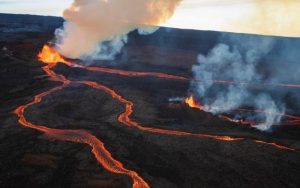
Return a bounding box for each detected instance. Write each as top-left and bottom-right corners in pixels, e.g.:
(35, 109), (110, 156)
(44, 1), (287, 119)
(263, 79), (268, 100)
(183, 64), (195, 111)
(55, 0), (182, 60)
(16, 44), (299, 187)
(188, 35), (300, 131)
(37, 44), (299, 148)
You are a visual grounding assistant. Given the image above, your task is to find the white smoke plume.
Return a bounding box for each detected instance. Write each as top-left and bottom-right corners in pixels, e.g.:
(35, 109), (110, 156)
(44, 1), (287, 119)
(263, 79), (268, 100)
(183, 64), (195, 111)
(165, 0), (300, 37)
(55, 0), (182, 60)
(190, 36), (288, 131)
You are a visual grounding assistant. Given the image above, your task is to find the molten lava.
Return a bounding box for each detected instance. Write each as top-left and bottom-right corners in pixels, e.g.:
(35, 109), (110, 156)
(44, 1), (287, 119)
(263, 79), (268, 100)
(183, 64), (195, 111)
(38, 44), (297, 147)
(38, 46), (300, 89)
(14, 85), (149, 188)
(80, 79), (298, 150)
(78, 81), (243, 142)
(185, 96), (204, 110)
(254, 140), (295, 151)
(184, 96), (300, 127)
(14, 44), (298, 188)
(16, 44), (150, 188)
(37, 45), (68, 65)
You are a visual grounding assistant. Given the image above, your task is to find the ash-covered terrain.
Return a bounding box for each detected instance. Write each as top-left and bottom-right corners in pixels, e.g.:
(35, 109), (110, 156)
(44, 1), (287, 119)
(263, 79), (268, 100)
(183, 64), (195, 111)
(0, 14), (300, 188)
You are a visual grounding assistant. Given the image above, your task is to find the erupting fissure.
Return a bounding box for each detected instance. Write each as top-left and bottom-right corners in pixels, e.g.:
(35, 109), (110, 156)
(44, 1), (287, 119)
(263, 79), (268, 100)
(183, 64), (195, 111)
(185, 96), (204, 110)
(15, 45), (150, 188)
(184, 95), (300, 127)
(69, 62), (300, 89)
(77, 80), (242, 142)
(14, 45), (298, 188)
(39, 45), (300, 89)
(41, 45), (298, 149)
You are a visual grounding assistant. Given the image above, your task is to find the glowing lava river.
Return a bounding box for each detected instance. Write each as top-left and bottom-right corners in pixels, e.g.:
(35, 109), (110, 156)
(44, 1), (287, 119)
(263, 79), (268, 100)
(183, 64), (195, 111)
(14, 52), (150, 188)
(14, 45), (299, 188)
(184, 96), (300, 127)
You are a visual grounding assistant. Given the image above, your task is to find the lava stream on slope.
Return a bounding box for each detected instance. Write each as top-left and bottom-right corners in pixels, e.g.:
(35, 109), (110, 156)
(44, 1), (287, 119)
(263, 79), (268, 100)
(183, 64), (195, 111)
(65, 61), (300, 89)
(184, 95), (300, 128)
(15, 47), (150, 188)
(40, 45), (298, 149)
(14, 45), (299, 188)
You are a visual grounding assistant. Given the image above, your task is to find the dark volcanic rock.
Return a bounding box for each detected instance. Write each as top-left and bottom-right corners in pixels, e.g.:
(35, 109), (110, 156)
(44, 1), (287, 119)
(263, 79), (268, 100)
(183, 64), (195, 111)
(0, 14), (300, 188)
(0, 13), (63, 33)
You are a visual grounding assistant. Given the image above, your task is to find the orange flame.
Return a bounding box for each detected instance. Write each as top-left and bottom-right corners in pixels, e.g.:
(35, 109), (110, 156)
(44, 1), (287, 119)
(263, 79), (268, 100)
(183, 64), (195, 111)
(185, 96), (203, 110)
(37, 45), (67, 64)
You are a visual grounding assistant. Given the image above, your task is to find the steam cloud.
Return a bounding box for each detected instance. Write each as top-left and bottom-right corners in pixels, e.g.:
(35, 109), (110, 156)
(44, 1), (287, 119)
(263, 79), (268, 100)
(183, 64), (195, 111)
(55, 0), (182, 60)
(190, 35), (300, 131)
(165, 0), (300, 37)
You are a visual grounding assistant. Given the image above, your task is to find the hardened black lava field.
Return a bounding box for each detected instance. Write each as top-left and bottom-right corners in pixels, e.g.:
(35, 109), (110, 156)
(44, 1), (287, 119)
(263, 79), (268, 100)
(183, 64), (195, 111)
(1, 14), (300, 188)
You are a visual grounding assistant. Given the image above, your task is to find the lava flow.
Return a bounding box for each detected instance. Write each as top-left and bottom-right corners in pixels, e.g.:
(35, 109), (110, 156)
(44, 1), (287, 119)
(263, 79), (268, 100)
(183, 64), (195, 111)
(68, 61), (188, 81)
(77, 80), (242, 142)
(38, 46), (300, 89)
(14, 44), (150, 188)
(41, 44), (297, 149)
(81, 80), (296, 150)
(35, 46), (242, 141)
(68, 61), (300, 89)
(37, 45), (67, 64)
(184, 95), (300, 127)
(185, 96), (204, 110)
(254, 140), (295, 151)
(14, 45), (297, 188)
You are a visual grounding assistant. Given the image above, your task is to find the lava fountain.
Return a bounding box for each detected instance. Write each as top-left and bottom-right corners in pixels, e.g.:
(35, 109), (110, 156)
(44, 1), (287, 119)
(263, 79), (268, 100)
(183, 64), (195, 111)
(38, 45), (68, 64)
(15, 45), (294, 188)
(36, 45), (296, 150)
(15, 45), (150, 188)
(14, 44), (296, 188)
(185, 96), (204, 110)
(184, 95), (300, 128)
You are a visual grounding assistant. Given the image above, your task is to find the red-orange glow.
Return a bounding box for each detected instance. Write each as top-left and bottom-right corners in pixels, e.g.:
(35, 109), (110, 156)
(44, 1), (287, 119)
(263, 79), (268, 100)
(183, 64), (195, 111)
(36, 46), (300, 89)
(37, 45), (68, 65)
(13, 45), (297, 188)
(15, 49), (150, 188)
(14, 89), (149, 188)
(255, 140), (295, 151)
(68, 61), (188, 81)
(184, 97), (300, 127)
(219, 115), (260, 126)
(36, 46), (296, 148)
(79, 81), (246, 142)
(80, 80), (298, 151)
(237, 108), (300, 123)
(185, 96), (204, 110)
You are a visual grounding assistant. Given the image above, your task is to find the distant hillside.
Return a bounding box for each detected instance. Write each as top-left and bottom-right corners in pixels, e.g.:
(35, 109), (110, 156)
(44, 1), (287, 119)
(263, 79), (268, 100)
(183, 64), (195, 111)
(0, 13), (63, 33)
(0, 13), (220, 52)
(1, 13), (296, 54)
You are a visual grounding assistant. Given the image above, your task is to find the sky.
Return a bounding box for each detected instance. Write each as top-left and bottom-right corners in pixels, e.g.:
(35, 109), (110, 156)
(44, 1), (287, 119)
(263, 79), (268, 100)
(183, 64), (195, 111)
(0, 0), (71, 16)
(0, 0), (259, 31)
(0, 0), (299, 37)
(0, 0), (250, 21)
